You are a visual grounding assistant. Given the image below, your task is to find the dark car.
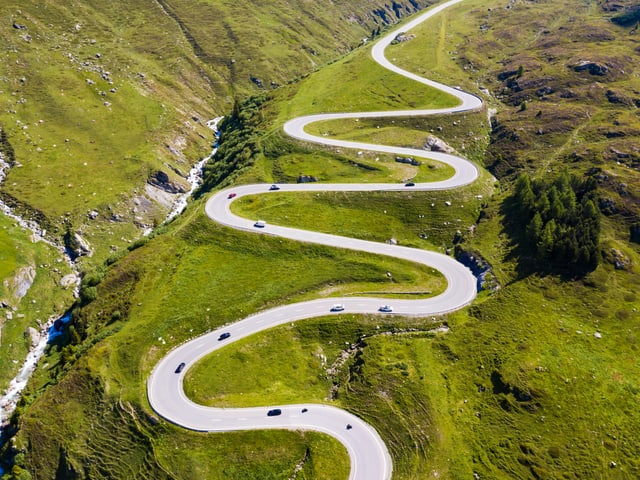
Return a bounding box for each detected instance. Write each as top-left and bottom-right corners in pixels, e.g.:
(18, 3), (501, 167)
(267, 409), (282, 417)
(227, 193), (237, 199)
(405, 182), (415, 187)
(269, 184), (280, 191)
(218, 332), (231, 341)
(346, 424), (353, 430)
(175, 362), (186, 374)
(301, 408), (308, 413)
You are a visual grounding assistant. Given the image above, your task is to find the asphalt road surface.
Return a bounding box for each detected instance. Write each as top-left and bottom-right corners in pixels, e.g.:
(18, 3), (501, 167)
(148, 1), (481, 478)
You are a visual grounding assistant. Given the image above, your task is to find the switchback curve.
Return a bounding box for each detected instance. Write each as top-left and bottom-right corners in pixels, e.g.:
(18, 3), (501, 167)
(148, 1), (482, 478)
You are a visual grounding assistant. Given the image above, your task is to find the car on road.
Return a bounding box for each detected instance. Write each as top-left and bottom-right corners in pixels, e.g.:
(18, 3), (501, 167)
(267, 409), (282, 417)
(330, 304), (345, 312)
(227, 193), (237, 199)
(346, 424), (353, 430)
(218, 332), (231, 341)
(175, 362), (186, 373)
(405, 182), (415, 187)
(301, 408), (308, 413)
(254, 220), (266, 228)
(269, 184), (280, 191)
(378, 305), (393, 313)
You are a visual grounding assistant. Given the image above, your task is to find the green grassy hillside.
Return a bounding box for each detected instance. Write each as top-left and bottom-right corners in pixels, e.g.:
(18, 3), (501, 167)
(0, 0), (433, 264)
(3, 0), (640, 479)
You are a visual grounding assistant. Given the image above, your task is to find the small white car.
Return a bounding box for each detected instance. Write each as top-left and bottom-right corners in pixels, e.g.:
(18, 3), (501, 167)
(331, 304), (345, 312)
(254, 220), (266, 228)
(378, 305), (393, 313)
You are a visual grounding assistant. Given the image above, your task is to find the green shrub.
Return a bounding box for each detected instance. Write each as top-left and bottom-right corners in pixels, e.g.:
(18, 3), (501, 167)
(79, 286), (98, 305)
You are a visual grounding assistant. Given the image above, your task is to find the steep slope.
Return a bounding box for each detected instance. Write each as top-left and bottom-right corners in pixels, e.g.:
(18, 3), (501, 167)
(0, 0), (433, 264)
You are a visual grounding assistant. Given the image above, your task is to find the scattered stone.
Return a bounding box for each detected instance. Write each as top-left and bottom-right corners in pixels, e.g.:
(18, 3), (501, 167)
(88, 210), (99, 220)
(594, 332), (602, 339)
(609, 248), (631, 270)
(250, 76), (263, 88)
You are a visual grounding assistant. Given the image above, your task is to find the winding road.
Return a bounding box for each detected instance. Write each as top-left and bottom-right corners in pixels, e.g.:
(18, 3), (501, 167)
(147, 0), (482, 478)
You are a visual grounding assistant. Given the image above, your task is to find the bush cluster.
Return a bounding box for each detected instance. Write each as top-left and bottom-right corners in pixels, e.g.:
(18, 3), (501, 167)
(200, 95), (268, 191)
(512, 172), (600, 272)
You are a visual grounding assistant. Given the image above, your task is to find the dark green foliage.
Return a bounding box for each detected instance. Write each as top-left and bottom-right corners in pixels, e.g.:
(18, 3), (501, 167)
(611, 5), (640, 26)
(200, 95), (269, 192)
(82, 270), (105, 288)
(510, 172), (600, 273)
(78, 286), (98, 305)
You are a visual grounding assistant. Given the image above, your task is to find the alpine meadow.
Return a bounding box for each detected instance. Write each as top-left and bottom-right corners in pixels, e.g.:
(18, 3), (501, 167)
(0, 0), (639, 479)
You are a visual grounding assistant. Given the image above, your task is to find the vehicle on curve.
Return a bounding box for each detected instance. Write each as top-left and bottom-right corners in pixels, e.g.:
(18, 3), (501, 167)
(346, 424), (352, 430)
(175, 362), (186, 374)
(267, 409), (282, 417)
(218, 332), (231, 341)
(330, 304), (345, 312)
(379, 305), (393, 313)
(254, 220), (266, 228)
(227, 193), (237, 199)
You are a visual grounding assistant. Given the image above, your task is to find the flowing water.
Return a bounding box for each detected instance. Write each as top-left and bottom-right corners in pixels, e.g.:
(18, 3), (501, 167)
(0, 116), (222, 438)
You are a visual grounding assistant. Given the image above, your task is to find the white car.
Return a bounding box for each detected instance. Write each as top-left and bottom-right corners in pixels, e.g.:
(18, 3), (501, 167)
(378, 305), (393, 313)
(331, 304), (345, 312)
(254, 220), (266, 228)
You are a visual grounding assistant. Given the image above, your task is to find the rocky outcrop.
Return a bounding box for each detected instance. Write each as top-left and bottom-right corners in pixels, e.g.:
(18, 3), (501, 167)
(572, 60), (608, 76)
(147, 170), (186, 194)
(60, 273), (78, 288)
(391, 32), (416, 44)
(64, 230), (93, 259)
(608, 248), (632, 270)
(297, 175), (318, 183)
(25, 327), (40, 348)
(3, 265), (36, 304)
(424, 135), (455, 154)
